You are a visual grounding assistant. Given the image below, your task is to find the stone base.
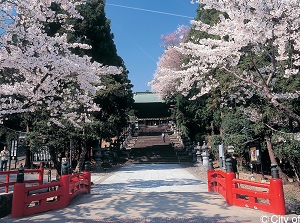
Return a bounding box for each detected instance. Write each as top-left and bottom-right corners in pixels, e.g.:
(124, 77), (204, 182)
(93, 161), (103, 172)
(193, 162), (202, 167)
(0, 192), (13, 218)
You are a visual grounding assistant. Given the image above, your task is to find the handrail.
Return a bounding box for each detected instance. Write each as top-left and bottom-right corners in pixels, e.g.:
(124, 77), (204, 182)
(0, 167), (44, 193)
(233, 178), (271, 189)
(11, 171), (91, 218)
(207, 169), (286, 215)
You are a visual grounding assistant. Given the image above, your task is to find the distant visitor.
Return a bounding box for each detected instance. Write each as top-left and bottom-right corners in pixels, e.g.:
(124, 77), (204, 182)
(0, 145), (9, 171)
(162, 132), (165, 142)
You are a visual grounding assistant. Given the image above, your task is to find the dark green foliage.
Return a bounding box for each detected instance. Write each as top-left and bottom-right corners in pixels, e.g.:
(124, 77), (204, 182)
(188, 4), (223, 42)
(219, 109), (255, 154)
(0, 120), (21, 150)
(71, 0), (122, 66)
(273, 135), (300, 179)
(68, 0), (134, 140)
(169, 91), (214, 142)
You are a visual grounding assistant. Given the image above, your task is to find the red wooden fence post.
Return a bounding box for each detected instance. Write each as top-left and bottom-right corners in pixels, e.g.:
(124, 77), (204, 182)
(269, 179), (286, 215)
(225, 158), (235, 205)
(269, 163), (286, 215)
(5, 172), (10, 193)
(11, 183), (26, 218)
(60, 175), (70, 208)
(207, 159), (215, 192)
(38, 166), (44, 185)
(225, 172), (235, 205)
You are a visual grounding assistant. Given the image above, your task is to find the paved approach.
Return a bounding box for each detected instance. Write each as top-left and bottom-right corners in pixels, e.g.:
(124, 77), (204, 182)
(3, 164), (275, 222)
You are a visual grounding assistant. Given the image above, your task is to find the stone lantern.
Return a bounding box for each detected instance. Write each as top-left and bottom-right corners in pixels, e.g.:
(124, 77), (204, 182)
(195, 142), (202, 164)
(93, 144), (102, 172)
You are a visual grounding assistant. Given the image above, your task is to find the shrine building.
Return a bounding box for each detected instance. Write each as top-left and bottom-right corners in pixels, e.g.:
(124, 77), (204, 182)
(133, 92), (171, 127)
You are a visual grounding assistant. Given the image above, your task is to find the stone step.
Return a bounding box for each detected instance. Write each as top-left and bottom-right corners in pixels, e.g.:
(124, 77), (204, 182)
(128, 130), (191, 164)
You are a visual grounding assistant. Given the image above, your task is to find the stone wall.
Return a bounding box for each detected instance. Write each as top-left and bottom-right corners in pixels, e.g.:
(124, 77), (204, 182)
(0, 193), (13, 218)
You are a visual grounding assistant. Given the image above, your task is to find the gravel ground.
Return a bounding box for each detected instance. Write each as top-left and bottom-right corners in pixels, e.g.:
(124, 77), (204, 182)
(180, 163), (208, 182)
(180, 162), (300, 215)
(47, 160), (300, 215)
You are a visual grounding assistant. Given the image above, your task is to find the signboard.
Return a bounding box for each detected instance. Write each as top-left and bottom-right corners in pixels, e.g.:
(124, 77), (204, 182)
(219, 144), (224, 158)
(32, 146), (51, 162)
(10, 139), (18, 160)
(250, 146), (261, 164)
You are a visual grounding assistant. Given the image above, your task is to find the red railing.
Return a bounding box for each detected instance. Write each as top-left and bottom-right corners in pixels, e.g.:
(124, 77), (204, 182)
(11, 171), (91, 218)
(0, 167), (44, 193)
(207, 169), (286, 215)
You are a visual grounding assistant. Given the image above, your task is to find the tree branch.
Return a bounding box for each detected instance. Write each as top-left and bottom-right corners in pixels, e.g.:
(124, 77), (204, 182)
(223, 67), (300, 123)
(264, 123), (299, 136)
(222, 67), (263, 89)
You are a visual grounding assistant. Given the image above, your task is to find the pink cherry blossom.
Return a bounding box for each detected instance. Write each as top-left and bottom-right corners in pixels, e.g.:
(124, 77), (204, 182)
(0, 0), (122, 126)
(151, 0), (300, 123)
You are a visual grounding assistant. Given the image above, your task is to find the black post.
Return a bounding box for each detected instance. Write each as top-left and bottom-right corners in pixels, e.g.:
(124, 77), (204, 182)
(16, 164), (24, 183)
(208, 159), (214, 170)
(85, 161), (91, 172)
(260, 160), (264, 179)
(271, 163), (280, 179)
(61, 161), (69, 175)
(225, 158), (233, 173)
(48, 169), (51, 182)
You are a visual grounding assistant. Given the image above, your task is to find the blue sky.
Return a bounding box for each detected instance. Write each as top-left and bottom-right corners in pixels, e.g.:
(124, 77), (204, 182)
(105, 0), (198, 92)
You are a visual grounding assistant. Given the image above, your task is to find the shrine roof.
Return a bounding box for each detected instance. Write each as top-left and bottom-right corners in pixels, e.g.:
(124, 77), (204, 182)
(133, 92), (164, 103)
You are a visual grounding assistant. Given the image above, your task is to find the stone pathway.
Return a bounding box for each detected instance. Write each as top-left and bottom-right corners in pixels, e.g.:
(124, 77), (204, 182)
(2, 163), (283, 223)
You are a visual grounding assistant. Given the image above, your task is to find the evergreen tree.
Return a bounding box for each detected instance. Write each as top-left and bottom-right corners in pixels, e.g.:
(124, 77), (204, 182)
(51, 0), (134, 171)
(69, 0), (133, 171)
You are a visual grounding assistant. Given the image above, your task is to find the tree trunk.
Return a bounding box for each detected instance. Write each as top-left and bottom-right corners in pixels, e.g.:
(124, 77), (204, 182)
(291, 162), (300, 183)
(75, 145), (87, 172)
(265, 135), (289, 184)
(24, 124), (31, 168)
(49, 147), (61, 177)
(75, 138), (86, 172)
(291, 157), (300, 183)
(24, 147), (31, 168)
(211, 121), (215, 136)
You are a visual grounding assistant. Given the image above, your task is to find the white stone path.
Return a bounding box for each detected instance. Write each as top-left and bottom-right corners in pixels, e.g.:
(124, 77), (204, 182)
(3, 164), (293, 223)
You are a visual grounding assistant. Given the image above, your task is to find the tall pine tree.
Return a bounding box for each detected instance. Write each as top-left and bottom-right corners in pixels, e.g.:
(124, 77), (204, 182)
(69, 0), (134, 170)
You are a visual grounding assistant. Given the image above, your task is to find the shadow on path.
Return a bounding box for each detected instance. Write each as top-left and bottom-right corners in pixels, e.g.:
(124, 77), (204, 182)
(2, 164), (267, 223)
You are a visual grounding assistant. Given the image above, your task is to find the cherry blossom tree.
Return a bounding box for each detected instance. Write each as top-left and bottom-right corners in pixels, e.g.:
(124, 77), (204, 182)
(150, 1), (300, 180)
(149, 25), (190, 98)
(160, 25), (190, 48)
(178, 0), (300, 124)
(0, 0), (121, 126)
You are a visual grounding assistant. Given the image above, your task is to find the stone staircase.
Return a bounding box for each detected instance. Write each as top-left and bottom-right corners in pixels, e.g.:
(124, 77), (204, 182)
(129, 127), (192, 164)
(169, 133), (192, 163)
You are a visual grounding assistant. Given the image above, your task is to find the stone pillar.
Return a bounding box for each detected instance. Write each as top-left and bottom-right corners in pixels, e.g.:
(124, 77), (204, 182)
(219, 144), (225, 169)
(192, 142), (197, 163)
(201, 141), (209, 167)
